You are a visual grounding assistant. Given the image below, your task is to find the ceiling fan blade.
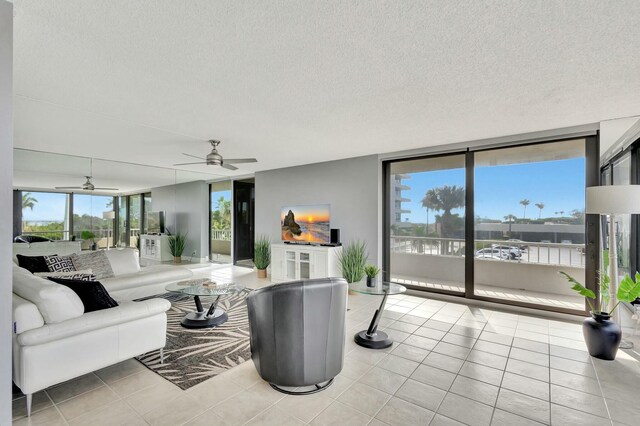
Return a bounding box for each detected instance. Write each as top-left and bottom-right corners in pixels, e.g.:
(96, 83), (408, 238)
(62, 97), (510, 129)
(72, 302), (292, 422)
(182, 153), (206, 160)
(173, 161), (208, 166)
(223, 158), (258, 164)
(221, 163), (238, 171)
(54, 186), (83, 189)
(93, 187), (119, 191)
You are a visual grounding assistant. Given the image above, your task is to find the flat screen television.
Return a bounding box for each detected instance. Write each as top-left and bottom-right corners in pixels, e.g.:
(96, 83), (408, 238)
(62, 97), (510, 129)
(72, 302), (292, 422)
(281, 204), (330, 244)
(146, 211), (165, 234)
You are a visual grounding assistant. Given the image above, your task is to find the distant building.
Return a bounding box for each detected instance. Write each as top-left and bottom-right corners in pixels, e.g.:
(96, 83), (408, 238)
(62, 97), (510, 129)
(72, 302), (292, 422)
(391, 174), (411, 223)
(475, 222), (585, 244)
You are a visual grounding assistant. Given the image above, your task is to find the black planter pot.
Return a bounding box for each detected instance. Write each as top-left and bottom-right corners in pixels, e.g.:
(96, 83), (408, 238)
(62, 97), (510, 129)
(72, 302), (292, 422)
(366, 276), (375, 287)
(582, 312), (621, 361)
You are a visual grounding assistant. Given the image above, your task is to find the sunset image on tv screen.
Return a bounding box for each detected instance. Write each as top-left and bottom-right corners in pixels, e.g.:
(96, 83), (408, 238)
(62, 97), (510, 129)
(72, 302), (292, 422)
(281, 204), (330, 244)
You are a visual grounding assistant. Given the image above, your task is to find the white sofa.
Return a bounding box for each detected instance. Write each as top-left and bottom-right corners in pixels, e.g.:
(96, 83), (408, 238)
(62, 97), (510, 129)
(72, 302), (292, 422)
(100, 249), (194, 300)
(12, 248), (193, 416)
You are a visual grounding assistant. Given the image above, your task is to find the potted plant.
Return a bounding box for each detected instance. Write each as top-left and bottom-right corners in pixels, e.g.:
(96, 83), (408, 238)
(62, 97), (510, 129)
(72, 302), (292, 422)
(364, 264), (380, 287)
(254, 235), (271, 278)
(81, 230), (97, 251)
(561, 251), (640, 360)
(168, 232), (187, 264)
(337, 241), (368, 292)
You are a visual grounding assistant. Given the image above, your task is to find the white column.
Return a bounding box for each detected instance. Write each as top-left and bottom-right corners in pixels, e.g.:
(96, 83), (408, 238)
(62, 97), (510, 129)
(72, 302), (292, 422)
(0, 1), (14, 423)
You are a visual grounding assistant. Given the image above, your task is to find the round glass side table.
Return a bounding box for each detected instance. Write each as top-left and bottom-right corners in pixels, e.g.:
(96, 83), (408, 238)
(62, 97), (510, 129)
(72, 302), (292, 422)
(349, 281), (407, 349)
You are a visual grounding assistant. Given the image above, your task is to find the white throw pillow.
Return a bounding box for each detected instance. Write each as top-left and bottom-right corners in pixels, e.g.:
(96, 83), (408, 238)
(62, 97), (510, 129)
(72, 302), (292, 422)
(104, 249), (141, 276)
(12, 264), (85, 323)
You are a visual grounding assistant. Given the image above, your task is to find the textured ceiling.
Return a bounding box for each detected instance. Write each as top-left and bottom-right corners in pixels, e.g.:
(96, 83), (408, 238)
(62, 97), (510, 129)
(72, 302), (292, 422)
(12, 0), (640, 184)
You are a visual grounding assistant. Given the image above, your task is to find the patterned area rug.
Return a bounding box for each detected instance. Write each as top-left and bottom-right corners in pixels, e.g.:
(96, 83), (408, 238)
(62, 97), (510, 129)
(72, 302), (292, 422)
(135, 290), (251, 390)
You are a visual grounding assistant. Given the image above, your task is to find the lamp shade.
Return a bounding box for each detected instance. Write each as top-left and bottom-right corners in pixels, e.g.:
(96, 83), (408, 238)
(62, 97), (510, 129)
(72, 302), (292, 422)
(586, 185), (640, 214)
(103, 210), (116, 220)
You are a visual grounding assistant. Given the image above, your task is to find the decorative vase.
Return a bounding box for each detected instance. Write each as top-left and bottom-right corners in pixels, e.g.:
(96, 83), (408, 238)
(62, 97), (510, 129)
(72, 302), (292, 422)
(257, 269), (267, 279)
(582, 312), (621, 361)
(174, 256), (182, 264)
(366, 276), (375, 287)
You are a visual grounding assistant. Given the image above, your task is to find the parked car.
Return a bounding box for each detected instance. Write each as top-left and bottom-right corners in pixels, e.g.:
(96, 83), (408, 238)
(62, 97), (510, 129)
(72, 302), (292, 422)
(475, 248), (510, 260)
(491, 244), (522, 260)
(506, 239), (528, 250)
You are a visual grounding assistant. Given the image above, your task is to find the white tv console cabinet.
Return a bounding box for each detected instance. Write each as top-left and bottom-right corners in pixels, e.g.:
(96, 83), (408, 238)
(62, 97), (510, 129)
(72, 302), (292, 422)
(140, 234), (172, 262)
(271, 243), (342, 283)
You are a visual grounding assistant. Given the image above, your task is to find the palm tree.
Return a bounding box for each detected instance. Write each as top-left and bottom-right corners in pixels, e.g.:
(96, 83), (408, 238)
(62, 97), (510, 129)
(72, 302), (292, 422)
(22, 192), (38, 210)
(211, 196), (231, 230)
(421, 188), (440, 236)
(504, 214), (517, 236)
(421, 185), (465, 254)
(519, 199), (530, 219)
(534, 202), (545, 219)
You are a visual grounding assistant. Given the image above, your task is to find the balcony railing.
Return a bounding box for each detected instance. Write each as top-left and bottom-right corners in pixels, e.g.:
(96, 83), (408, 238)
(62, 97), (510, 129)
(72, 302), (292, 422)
(391, 235), (585, 267)
(211, 229), (232, 241)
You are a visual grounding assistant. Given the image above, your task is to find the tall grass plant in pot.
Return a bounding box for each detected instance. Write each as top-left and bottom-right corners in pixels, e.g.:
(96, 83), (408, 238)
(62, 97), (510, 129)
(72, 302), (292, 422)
(168, 232), (187, 264)
(254, 235), (271, 278)
(337, 241), (368, 293)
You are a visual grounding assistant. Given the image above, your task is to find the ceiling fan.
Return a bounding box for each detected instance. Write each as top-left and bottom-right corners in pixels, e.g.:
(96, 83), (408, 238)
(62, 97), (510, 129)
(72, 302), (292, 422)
(173, 140), (257, 171)
(55, 176), (118, 191)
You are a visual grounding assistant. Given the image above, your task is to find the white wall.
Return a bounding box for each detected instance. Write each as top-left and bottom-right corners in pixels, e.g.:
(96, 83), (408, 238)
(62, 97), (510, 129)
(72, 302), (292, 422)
(0, 2), (12, 423)
(151, 181), (210, 261)
(255, 155), (380, 264)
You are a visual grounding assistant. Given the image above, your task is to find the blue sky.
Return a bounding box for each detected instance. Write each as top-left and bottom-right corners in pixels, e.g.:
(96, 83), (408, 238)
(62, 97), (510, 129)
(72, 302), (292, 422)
(211, 189), (231, 210)
(400, 157), (585, 222)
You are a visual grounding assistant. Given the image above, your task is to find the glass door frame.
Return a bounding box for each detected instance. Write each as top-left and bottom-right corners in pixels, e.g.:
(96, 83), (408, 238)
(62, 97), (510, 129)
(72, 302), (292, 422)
(383, 134), (600, 315)
(383, 151), (468, 297)
(601, 136), (640, 285)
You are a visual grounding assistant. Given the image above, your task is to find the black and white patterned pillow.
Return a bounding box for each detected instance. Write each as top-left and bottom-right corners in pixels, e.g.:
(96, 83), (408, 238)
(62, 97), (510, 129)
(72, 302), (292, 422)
(44, 255), (76, 273)
(63, 273), (96, 281)
(35, 271), (96, 281)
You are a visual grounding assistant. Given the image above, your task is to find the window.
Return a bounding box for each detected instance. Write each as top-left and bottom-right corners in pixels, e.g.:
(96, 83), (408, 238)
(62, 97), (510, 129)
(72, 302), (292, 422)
(384, 136), (596, 314)
(129, 194), (141, 248)
(117, 196), (127, 247)
(612, 154), (631, 278)
(473, 139), (586, 310)
(388, 154), (466, 293)
(72, 194), (115, 249)
(21, 191), (70, 240)
(211, 181), (232, 263)
(142, 193), (152, 234)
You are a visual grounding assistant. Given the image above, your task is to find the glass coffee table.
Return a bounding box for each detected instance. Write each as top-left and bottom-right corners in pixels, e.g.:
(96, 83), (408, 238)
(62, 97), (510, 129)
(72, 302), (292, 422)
(349, 281), (407, 349)
(166, 279), (245, 329)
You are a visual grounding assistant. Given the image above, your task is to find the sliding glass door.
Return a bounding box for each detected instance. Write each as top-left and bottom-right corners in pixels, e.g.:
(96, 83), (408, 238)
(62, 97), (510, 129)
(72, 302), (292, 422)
(473, 139), (586, 311)
(388, 154), (466, 294)
(210, 181), (232, 263)
(384, 136), (597, 314)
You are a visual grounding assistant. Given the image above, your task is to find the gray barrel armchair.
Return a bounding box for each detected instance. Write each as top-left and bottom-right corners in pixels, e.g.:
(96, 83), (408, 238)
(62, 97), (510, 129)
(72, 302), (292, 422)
(246, 277), (348, 394)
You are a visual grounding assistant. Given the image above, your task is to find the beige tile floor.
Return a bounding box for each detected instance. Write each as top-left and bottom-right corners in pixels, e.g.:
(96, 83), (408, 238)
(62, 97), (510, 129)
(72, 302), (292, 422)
(12, 265), (640, 425)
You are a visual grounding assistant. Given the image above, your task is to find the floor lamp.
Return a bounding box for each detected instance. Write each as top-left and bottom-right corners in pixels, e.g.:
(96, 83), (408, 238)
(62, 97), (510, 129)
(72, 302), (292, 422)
(586, 185), (640, 349)
(103, 210), (115, 250)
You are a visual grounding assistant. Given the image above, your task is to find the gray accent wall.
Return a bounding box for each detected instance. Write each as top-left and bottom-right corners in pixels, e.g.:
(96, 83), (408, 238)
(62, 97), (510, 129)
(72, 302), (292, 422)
(152, 181), (210, 261)
(1, 2), (12, 421)
(255, 155), (380, 264)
